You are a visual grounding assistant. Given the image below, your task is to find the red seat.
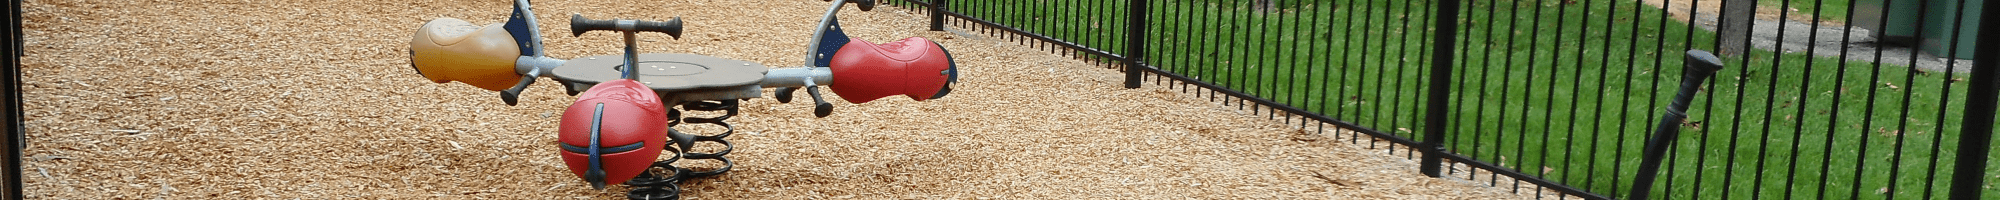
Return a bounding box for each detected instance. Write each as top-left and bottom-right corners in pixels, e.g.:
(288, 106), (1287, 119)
(557, 79), (669, 189)
(827, 37), (954, 103)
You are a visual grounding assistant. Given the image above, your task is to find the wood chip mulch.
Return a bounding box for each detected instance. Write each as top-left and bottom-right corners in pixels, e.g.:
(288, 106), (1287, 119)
(18, 0), (1538, 199)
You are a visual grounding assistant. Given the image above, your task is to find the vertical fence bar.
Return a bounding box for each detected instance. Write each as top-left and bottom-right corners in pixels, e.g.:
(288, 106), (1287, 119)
(1248, 1), (1263, 114)
(1690, 1), (1721, 198)
(1589, 0), (1623, 193)
(1408, 0), (1435, 160)
(1340, 0), (1358, 142)
(1095, 0), (1106, 65)
(951, 0), (961, 29)
(1565, 0), (1595, 187)
(1473, 0), (1503, 183)
(1802, 0), (1834, 198)
(1512, 1), (1548, 190)
(1058, 0), (1068, 54)
(1491, 0), (1521, 185)
(1032, 0), (1043, 50)
(1123, 0), (1144, 89)
(1176, 0), (1192, 93)
(1887, 0), (1937, 197)
(1144, 0), (1154, 81)
(1456, 0), (1488, 165)
(1834, 0), (1869, 198)
(1286, 2), (1303, 119)
(1722, 0), (1755, 195)
(1233, 1), (1246, 108)
(1420, 0), (1461, 178)
(1930, 1), (1974, 199)
(929, 0), (943, 31)
(1202, 1), (1217, 101)
(1948, 1), (2000, 199)
(1772, 0), (1808, 197)
(1388, 0), (1414, 142)
(1323, 0), (1343, 131)
(1540, 0), (1570, 181)
(1356, 0), (1377, 132)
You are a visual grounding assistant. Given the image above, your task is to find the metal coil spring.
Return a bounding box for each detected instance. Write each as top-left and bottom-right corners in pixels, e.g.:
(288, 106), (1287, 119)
(625, 100), (738, 200)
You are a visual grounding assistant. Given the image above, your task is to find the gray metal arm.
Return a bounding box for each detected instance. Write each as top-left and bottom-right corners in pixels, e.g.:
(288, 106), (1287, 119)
(759, 67), (834, 88)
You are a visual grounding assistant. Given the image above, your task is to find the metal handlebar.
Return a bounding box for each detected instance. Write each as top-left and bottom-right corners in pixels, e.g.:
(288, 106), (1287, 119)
(569, 14), (684, 39)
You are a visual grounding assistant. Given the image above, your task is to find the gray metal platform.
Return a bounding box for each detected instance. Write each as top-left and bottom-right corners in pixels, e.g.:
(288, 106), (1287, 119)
(554, 53), (770, 102)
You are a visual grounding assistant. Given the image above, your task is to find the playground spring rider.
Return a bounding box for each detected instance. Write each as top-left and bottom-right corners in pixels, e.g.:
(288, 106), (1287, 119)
(407, 0), (959, 198)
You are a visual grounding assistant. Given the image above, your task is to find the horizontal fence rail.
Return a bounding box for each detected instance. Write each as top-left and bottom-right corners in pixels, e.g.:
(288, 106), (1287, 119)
(883, 0), (2000, 199)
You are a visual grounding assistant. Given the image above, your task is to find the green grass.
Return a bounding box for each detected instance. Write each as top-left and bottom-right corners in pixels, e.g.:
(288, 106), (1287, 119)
(921, 0), (1996, 199)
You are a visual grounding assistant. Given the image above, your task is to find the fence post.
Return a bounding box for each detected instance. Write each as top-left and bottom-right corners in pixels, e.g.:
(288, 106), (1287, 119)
(929, 0), (944, 31)
(5, 0), (22, 197)
(1947, 1), (2000, 199)
(1122, 0), (1145, 89)
(1420, 0), (1462, 177)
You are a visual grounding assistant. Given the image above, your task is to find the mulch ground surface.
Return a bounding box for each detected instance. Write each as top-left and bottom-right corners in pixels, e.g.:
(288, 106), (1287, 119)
(18, 0), (1534, 199)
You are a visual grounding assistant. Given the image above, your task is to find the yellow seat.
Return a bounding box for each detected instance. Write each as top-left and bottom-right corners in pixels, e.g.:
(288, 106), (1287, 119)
(410, 18), (523, 91)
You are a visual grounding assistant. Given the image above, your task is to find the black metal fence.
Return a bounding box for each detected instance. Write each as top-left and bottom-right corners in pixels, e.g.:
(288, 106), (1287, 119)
(884, 0), (2000, 199)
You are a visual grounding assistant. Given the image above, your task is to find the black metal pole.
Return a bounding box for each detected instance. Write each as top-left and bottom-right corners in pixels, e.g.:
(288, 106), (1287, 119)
(929, 0), (944, 31)
(1626, 50), (1725, 200)
(1122, 0), (1145, 89)
(1420, 0), (1461, 177)
(1947, 0), (2000, 199)
(6, 0), (22, 198)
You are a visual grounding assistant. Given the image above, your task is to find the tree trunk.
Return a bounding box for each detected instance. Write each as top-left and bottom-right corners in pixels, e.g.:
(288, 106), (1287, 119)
(1716, 0), (1756, 56)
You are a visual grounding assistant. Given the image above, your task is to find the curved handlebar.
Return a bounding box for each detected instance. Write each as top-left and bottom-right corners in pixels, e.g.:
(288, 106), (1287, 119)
(570, 14), (684, 39)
